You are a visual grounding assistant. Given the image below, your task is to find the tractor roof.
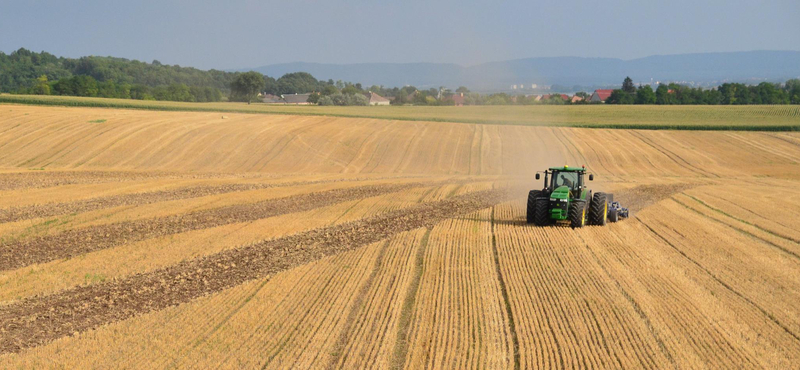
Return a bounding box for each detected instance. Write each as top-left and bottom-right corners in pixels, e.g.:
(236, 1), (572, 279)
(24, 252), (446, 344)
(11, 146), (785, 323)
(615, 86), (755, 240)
(549, 166), (586, 172)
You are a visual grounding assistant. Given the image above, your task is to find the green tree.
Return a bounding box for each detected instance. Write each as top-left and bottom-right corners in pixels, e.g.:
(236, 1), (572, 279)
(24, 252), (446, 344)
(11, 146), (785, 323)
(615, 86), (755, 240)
(655, 84), (671, 104)
(394, 89), (408, 105)
(607, 89), (635, 104)
(755, 82), (787, 104)
(32, 75), (50, 95)
(317, 95), (334, 106)
(73, 75), (99, 97)
(622, 76), (636, 94)
(455, 86), (470, 93)
(486, 93), (512, 105)
(341, 84), (359, 95)
(263, 76), (278, 95)
(276, 72), (321, 94)
(635, 85), (656, 104)
(786, 79), (800, 104)
(321, 85), (339, 96)
(230, 71), (265, 104)
(130, 84), (150, 100)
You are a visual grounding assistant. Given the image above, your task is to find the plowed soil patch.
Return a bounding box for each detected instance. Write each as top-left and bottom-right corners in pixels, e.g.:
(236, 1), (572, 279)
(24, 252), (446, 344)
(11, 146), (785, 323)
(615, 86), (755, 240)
(0, 179), (352, 224)
(0, 171), (231, 191)
(615, 183), (696, 213)
(0, 188), (507, 354)
(0, 183), (416, 271)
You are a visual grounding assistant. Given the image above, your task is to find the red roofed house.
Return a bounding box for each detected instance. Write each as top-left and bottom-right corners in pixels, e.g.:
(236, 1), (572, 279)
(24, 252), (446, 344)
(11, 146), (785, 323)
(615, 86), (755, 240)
(451, 92), (466, 106)
(367, 92), (391, 105)
(590, 89), (614, 102)
(571, 95), (584, 103)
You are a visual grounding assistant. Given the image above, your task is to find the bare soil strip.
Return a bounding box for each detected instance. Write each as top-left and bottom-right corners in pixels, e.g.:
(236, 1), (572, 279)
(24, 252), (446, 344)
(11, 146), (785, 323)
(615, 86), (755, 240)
(0, 183), (416, 271)
(0, 179), (355, 224)
(613, 183), (696, 213)
(0, 171), (235, 191)
(0, 188), (507, 354)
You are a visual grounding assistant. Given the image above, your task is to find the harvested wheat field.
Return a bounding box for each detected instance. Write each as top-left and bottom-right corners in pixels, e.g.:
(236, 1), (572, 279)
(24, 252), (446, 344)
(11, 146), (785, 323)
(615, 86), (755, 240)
(0, 104), (799, 369)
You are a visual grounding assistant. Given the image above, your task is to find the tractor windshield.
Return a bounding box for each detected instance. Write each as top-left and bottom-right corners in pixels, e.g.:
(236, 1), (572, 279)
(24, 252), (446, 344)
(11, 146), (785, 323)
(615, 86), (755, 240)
(552, 171), (580, 189)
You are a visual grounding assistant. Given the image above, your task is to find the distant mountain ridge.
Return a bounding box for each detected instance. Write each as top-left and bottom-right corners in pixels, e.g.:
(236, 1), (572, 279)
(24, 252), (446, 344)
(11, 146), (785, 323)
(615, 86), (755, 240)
(244, 51), (800, 91)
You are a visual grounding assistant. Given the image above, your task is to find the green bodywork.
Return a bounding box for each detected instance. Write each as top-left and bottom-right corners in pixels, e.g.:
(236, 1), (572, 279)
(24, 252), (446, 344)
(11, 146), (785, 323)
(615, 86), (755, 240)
(543, 167), (590, 221)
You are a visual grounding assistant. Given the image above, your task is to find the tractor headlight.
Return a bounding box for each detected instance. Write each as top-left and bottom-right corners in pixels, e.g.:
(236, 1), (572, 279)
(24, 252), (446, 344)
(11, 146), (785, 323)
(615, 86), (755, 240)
(550, 198), (557, 202)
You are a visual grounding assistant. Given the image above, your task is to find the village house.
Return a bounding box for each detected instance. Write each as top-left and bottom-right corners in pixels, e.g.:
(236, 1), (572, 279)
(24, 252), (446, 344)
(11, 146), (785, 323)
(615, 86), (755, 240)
(571, 95), (584, 103)
(261, 94), (282, 104)
(589, 89), (614, 102)
(366, 92), (390, 106)
(451, 92), (466, 106)
(282, 93), (312, 105)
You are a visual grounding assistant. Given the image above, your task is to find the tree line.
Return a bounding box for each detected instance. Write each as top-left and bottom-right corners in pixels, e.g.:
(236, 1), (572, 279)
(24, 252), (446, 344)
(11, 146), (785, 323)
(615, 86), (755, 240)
(5, 48), (799, 105)
(606, 77), (800, 105)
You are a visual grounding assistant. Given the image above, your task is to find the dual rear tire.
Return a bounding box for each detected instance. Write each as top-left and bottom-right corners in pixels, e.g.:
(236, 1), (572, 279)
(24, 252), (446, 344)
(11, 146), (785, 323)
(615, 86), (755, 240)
(526, 190), (551, 226)
(589, 192), (609, 226)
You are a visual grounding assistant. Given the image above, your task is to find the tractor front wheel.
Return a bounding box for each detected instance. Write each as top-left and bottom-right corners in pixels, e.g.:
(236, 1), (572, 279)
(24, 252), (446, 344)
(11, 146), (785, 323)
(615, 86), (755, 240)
(569, 201), (587, 229)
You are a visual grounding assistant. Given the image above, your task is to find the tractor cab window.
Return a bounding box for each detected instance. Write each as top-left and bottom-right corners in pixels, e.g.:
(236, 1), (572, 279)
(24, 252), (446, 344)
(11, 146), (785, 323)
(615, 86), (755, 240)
(552, 171), (580, 189)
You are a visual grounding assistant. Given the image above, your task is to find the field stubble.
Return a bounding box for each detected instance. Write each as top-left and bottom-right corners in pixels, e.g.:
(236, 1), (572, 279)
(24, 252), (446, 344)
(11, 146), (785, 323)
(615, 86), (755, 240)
(0, 104), (799, 368)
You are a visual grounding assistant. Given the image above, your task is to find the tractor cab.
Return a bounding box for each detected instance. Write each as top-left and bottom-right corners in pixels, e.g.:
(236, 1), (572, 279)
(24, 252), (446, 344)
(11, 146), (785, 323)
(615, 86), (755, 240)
(536, 165), (592, 196)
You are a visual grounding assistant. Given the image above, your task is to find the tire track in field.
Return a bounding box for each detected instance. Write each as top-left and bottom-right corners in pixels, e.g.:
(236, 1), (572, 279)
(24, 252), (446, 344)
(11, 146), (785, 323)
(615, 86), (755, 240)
(0, 183), (417, 271)
(390, 228), (431, 370)
(0, 178), (370, 224)
(490, 206), (520, 370)
(320, 240), (389, 369)
(0, 188), (508, 354)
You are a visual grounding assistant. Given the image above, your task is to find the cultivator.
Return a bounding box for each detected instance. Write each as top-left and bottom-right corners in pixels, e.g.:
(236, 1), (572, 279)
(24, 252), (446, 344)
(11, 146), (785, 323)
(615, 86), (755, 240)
(526, 165), (630, 228)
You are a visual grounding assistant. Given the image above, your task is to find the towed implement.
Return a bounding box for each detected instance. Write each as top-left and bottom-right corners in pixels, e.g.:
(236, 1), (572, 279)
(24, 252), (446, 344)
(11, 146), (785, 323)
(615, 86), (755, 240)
(526, 165), (629, 228)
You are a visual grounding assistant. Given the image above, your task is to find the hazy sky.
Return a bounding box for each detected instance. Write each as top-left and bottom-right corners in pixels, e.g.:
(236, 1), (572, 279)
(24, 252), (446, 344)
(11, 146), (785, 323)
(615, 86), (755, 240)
(2, 0), (798, 70)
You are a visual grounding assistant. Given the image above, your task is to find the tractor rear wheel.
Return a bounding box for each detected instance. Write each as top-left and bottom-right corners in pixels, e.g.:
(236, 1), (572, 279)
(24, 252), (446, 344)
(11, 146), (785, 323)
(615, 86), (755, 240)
(589, 192), (608, 226)
(526, 190), (541, 224)
(569, 201), (587, 229)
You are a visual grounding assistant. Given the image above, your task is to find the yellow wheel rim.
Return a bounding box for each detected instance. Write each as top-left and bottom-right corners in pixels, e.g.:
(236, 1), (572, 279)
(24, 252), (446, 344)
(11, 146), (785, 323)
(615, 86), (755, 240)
(604, 202), (608, 223)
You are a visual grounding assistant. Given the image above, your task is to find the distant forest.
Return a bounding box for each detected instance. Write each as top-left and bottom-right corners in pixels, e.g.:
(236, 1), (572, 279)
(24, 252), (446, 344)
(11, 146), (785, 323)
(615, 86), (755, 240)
(0, 48), (236, 101)
(2, 48), (798, 105)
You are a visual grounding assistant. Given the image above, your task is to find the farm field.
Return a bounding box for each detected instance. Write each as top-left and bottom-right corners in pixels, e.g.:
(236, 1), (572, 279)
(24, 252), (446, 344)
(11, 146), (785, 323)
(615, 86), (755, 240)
(3, 93), (800, 130)
(0, 104), (799, 368)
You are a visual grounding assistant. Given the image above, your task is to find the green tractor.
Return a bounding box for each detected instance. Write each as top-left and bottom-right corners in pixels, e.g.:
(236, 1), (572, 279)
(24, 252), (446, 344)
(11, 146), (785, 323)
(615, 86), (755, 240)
(526, 165), (628, 228)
